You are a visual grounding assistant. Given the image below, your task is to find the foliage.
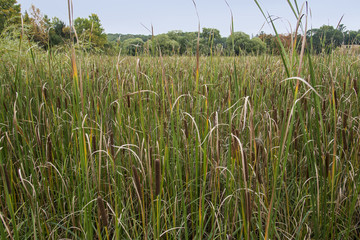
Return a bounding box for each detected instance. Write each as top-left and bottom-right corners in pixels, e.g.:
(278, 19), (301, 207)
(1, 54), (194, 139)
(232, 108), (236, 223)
(74, 13), (108, 49)
(146, 33), (180, 55)
(48, 17), (70, 46)
(199, 28), (225, 55)
(307, 25), (344, 53)
(166, 30), (197, 55)
(0, 0), (20, 33)
(26, 5), (51, 48)
(122, 37), (144, 56)
(227, 31), (266, 55)
(107, 33), (151, 43)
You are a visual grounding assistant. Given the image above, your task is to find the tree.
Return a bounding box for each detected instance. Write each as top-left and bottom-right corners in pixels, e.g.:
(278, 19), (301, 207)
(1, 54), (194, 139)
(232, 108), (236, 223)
(227, 32), (249, 55)
(227, 32), (266, 55)
(166, 30), (197, 55)
(0, 0), (21, 33)
(48, 17), (70, 46)
(27, 5), (51, 48)
(122, 38), (144, 56)
(258, 32), (278, 54)
(146, 34), (180, 55)
(200, 28), (222, 55)
(355, 34), (360, 45)
(74, 13), (107, 49)
(344, 30), (360, 45)
(249, 37), (266, 54)
(201, 28), (221, 42)
(307, 25), (344, 53)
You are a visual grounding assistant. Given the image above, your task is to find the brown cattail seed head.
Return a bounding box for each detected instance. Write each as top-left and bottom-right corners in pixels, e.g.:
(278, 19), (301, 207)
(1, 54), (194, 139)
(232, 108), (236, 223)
(132, 166), (142, 199)
(325, 153), (330, 178)
(127, 95), (130, 108)
(334, 90), (338, 109)
(56, 97), (61, 109)
(47, 136), (53, 162)
(2, 165), (11, 194)
(97, 196), (108, 227)
(109, 131), (115, 158)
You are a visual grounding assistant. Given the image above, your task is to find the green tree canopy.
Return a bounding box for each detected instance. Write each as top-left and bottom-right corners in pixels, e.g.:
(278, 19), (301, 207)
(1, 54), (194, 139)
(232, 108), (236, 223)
(344, 30), (360, 45)
(307, 25), (344, 53)
(74, 13), (107, 48)
(199, 28), (223, 55)
(227, 32), (266, 55)
(167, 30), (197, 55)
(201, 28), (221, 42)
(48, 17), (70, 46)
(27, 5), (51, 48)
(146, 34), (180, 55)
(122, 38), (144, 56)
(249, 37), (266, 54)
(0, 0), (21, 33)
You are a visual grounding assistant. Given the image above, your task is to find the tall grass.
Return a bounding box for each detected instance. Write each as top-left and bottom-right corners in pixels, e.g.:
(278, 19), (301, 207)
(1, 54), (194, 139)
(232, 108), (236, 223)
(1, 2), (360, 240)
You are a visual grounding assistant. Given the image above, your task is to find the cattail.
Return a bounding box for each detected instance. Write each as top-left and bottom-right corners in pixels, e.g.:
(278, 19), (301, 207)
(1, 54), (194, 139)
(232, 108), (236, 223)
(2, 165), (11, 194)
(322, 99), (326, 113)
(334, 89), (338, 109)
(97, 196), (108, 227)
(132, 166), (142, 199)
(56, 97), (61, 109)
(109, 131), (115, 158)
(245, 191), (252, 224)
(112, 104), (117, 114)
(43, 87), (48, 100)
(343, 110), (348, 129)
(325, 152), (330, 178)
(126, 95), (130, 108)
(155, 159), (161, 197)
(47, 136), (53, 162)
(97, 101), (101, 115)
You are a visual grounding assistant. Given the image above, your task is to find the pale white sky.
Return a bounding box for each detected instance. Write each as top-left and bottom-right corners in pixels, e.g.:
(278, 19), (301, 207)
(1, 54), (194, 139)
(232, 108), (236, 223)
(18, 0), (360, 37)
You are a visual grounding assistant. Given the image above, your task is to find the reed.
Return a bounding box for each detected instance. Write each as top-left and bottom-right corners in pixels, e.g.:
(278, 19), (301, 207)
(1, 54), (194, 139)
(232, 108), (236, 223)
(97, 195), (109, 228)
(0, 1), (359, 238)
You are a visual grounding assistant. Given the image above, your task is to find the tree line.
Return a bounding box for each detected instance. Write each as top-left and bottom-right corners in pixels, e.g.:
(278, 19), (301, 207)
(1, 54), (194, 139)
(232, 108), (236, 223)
(2, 0), (360, 55)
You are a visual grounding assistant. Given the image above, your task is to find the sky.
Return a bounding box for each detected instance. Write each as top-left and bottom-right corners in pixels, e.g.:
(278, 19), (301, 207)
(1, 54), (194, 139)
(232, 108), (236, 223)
(17, 0), (360, 37)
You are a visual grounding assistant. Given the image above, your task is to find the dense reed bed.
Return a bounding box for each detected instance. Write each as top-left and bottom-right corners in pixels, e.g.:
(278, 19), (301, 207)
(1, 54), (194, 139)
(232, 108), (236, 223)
(0, 40), (360, 239)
